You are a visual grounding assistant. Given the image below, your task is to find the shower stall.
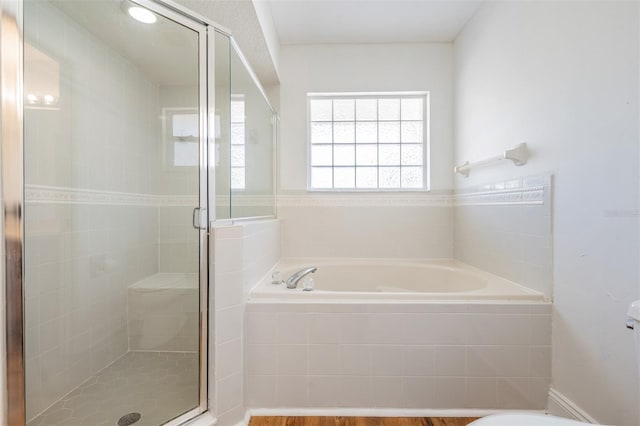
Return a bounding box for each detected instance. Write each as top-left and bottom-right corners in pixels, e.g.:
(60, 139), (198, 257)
(1, 0), (276, 424)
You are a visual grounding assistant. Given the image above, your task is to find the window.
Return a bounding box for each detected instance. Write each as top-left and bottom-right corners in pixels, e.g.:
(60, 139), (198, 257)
(308, 92), (428, 190)
(230, 96), (246, 190)
(164, 108), (199, 168)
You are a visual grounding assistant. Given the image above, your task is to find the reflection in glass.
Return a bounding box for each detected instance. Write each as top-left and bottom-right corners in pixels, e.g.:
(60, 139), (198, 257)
(214, 31), (231, 220)
(229, 45), (276, 217)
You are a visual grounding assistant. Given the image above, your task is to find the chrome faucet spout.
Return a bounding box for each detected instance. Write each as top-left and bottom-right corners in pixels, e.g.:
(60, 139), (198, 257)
(286, 267), (317, 289)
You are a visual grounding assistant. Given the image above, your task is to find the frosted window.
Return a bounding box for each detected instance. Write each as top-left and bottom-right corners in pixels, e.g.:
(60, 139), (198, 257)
(230, 97), (246, 189)
(333, 99), (355, 121)
(356, 99), (377, 121)
(356, 167), (377, 188)
(334, 144), (355, 166)
(231, 167), (245, 189)
(356, 145), (377, 166)
(379, 167), (400, 188)
(379, 98), (400, 120)
(169, 110), (199, 168)
(379, 121), (400, 143)
(401, 144), (423, 166)
(334, 167), (355, 188)
(231, 101), (245, 123)
(356, 122), (377, 143)
(310, 99), (332, 121)
(174, 142), (198, 166)
(379, 144), (400, 166)
(231, 145), (245, 167)
(334, 122), (355, 144)
(311, 145), (333, 166)
(401, 167), (423, 188)
(311, 167), (332, 188)
(308, 93), (427, 190)
(172, 114), (198, 138)
(231, 123), (245, 145)
(311, 123), (332, 144)
(401, 121), (422, 143)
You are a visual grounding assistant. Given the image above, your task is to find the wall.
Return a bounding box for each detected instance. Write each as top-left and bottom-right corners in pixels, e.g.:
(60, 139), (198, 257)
(453, 2), (639, 424)
(212, 219), (280, 425)
(278, 43), (454, 259)
(454, 175), (553, 298)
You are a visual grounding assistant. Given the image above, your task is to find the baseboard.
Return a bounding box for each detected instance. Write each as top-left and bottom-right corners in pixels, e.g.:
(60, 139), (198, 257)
(547, 388), (598, 423)
(248, 408), (545, 418)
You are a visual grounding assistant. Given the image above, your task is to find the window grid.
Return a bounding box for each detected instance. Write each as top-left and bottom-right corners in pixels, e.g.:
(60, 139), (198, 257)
(309, 94), (427, 190)
(230, 97), (245, 190)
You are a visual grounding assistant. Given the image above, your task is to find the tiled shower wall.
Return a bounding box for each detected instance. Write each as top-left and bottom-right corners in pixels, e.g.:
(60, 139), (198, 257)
(24, 204), (158, 420)
(159, 206), (199, 273)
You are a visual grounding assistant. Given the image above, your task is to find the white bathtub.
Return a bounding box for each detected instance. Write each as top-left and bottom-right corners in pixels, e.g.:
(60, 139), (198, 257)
(250, 258), (547, 302)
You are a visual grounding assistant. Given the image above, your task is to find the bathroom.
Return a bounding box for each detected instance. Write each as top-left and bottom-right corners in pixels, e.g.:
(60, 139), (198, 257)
(0, 0), (639, 426)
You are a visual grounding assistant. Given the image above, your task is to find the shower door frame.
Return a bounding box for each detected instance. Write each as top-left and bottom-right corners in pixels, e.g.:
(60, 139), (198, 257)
(1, 0), (218, 424)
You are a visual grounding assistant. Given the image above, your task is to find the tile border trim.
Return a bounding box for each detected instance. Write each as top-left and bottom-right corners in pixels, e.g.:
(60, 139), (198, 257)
(25, 184), (197, 206)
(277, 175), (548, 207)
(26, 175), (550, 207)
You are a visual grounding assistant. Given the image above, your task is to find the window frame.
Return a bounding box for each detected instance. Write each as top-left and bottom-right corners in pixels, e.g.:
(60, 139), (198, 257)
(306, 91), (431, 192)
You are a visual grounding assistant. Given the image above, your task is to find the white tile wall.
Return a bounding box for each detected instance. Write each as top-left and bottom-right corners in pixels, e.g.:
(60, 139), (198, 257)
(246, 302), (551, 410)
(159, 206), (199, 274)
(279, 204), (453, 259)
(454, 177), (553, 297)
(24, 203), (159, 420)
(212, 219), (280, 425)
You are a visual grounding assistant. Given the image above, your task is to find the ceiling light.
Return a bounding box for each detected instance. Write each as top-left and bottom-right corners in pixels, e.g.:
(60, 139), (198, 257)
(121, 1), (157, 24)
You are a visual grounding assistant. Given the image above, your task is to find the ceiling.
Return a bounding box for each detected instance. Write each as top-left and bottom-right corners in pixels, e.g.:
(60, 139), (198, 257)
(51, 0), (199, 87)
(265, 0), (483, 45)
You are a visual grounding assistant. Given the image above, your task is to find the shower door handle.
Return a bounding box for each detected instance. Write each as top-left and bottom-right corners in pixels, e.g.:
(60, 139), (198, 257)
(192, 207), (207, 230)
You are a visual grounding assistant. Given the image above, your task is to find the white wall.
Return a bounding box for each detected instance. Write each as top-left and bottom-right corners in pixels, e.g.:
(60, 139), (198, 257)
(454, 2), (639, 424)
(278, 43), (454, 259)
(280, 43), (453, 192)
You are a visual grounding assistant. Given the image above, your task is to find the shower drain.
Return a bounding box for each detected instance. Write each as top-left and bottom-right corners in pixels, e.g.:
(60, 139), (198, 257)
(117, 412), (142, 426)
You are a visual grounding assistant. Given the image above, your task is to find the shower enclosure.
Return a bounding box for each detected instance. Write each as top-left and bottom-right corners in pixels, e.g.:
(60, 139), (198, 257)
(1, 0), (276, 424)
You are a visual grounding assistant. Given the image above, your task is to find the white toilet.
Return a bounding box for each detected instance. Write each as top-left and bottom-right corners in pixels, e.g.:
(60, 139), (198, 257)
(469, 300), (640, 426)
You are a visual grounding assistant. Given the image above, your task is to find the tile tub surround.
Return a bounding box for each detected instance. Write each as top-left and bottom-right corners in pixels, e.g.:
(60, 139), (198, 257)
(127, 273), (199, 352)
(454, 176), (552, 298)
(245, 302), (551, 411)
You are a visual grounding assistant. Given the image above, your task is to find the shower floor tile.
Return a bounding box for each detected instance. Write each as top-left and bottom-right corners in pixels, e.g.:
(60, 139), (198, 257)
(27, 351), (199, 426)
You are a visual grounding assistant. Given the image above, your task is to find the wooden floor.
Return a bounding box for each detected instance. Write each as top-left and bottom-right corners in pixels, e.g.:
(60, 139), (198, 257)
(249, 417), (480, 426)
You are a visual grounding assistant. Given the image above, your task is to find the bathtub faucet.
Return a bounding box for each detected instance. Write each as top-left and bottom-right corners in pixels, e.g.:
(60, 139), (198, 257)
(285, 267), (317, 289)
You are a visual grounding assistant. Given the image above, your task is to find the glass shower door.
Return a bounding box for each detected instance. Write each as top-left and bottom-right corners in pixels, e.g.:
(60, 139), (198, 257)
(23, 0), (207, 424)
